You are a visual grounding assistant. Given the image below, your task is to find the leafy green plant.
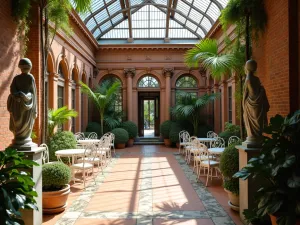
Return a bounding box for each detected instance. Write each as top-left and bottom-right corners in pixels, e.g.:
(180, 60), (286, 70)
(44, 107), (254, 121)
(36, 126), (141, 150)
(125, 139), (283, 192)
(111, 128), (129, 145)
(169, 122), (183, 144)
(220, 140), (241, 195)
(48, 131), (77, 162)
(80, 81), (121, 135)
(121, 121), (138, 139)
(171, 92), (219, 136)
(48, 106), (78, 138)
(42, 162), (71, 191)
(160, 120), (172, 139)
(0, 148), (39, 225)
(219, 122), (241, 144)
(234, 111), (300, 225)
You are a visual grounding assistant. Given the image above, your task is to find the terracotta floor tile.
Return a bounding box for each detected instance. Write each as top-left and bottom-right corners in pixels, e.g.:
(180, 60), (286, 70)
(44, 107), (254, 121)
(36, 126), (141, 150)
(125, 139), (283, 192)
(153, 219), (215, 225)
(74, 218), (136, 225)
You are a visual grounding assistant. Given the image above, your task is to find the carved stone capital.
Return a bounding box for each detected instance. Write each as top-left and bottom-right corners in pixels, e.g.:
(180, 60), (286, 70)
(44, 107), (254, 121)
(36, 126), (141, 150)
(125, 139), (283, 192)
(124, 68), (136, 78)
(163, 68), (174, 77)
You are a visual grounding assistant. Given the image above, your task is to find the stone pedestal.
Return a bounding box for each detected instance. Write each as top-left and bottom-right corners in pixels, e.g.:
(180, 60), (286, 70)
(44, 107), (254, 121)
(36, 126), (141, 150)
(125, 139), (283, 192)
(19, 147), (44, 225)
(236, 145), (262, 224)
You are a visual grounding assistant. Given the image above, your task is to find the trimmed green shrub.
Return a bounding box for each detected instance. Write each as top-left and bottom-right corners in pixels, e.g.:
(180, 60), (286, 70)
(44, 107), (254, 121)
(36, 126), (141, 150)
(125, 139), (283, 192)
(169, 122), (183, 143)
(48, 131), (76, 162)
(220, 140), (241, 195)
(219, 122), (240, 144)
(121, 121), (138, 139)
(111, 128), (129, 144)
(42, 162), (71, 191)
(223, 178), (239, 195)
(160, 120), (172, 138)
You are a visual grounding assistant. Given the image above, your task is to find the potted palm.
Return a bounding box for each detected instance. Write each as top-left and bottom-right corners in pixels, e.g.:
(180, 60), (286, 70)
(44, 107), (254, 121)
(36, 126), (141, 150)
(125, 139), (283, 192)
(234, 110), (300, 225)
(42, 162), (71, 214)
(160, 120), (172, 146)
(111, 128), (129, 149)
(220, 140), (242, 211)
(169, 122), (183, 148)
(0, 148), (38, 224)
(121, 121), (138, 147)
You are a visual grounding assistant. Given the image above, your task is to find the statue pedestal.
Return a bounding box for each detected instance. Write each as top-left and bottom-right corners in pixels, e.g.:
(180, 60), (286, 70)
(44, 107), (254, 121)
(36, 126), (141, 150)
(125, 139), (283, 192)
(236, 145), (262, 224)
(18, 147), (44, 225)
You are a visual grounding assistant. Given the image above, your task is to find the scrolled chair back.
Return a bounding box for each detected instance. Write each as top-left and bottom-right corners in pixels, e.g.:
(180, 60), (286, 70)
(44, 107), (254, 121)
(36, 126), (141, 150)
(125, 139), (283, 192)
(179, 131), (190, 144)
(194, 143), (208, 157)
(207, 131), (218, 138)
(211, 137), (225, 148)
(87, 132), (98, 139)
(228, 136), (241, 146)
(40, 143), (49, 164)
(74, 132), (85, 140)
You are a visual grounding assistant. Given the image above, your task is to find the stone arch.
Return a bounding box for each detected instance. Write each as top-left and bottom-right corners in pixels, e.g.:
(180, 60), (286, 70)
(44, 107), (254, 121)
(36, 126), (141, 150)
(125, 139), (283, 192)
(172, 70), (201, 88)
(71, 64), (80, 83)
(96, 70), (125, 86)
(99, 73), (124, 87)
(134, 70), (163, 88)
(47, 50), (55, 74)
(57, 57), (69, 79)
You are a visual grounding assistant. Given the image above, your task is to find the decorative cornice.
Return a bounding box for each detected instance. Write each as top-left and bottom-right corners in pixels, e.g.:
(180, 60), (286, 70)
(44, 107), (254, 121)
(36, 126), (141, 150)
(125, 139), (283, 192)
(163, 68), (174, 77)
(69, 9), (99, 48)
(98, 44), (195, 51)
(124, 68), (136, 77)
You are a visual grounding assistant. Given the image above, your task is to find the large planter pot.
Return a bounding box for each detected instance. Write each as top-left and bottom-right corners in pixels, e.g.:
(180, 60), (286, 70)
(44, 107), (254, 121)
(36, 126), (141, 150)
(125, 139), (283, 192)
(224, 188), (239, 211)
(164, 138), (172, 147)
(270, 215), (300, 225)
(43, 184), (70, 214)
(116, 143), (126, 149)
(127, 138), (134, 147)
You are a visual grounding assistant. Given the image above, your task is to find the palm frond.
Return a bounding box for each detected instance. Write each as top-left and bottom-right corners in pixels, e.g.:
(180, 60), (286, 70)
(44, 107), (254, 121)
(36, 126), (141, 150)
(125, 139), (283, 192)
(72, 0), (91, 13)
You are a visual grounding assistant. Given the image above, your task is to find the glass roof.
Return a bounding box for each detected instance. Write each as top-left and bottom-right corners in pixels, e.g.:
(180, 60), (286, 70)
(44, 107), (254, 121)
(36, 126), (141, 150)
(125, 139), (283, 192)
(72, 0), (229, 42)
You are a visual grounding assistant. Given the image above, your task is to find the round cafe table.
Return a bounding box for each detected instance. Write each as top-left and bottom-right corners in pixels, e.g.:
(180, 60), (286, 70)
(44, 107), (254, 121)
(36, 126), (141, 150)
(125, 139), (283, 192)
(55, 149), (86, 165)
(198, 137), (217, 147)
(208, 147), (225, 155)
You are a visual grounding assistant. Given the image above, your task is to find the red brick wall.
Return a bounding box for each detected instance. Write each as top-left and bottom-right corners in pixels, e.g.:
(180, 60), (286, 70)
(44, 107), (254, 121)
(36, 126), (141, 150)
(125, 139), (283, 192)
(0, 0), (21, 149)
(252, 0), (290, 118)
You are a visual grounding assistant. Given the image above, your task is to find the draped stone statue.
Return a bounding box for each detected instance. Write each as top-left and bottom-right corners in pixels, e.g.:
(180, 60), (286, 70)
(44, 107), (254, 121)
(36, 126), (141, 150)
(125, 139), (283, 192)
(7, 58), (38, 150)
(243, 59), (270, 147)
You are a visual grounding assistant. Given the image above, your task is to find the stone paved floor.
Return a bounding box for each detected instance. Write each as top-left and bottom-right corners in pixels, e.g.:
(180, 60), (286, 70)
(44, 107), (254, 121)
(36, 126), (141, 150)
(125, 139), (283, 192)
(43, 145), (242, 225)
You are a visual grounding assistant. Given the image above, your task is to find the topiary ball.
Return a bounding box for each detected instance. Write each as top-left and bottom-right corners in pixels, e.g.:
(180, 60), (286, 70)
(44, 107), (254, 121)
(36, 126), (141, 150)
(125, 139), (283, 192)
(121, 121), (138, 139)
(223, 178), (239, 195)
(160, 120), (172, 138)
(111, 128), (129, 144)
(48, 131), (77, 162)
(42, 162), (71, 191)
(219, 140), (241, 178)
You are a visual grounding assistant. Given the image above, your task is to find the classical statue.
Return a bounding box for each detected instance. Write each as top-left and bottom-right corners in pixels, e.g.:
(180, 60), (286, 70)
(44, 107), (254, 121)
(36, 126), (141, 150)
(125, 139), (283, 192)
(7, 58), (38, 150)
(243, 59), (270, 147)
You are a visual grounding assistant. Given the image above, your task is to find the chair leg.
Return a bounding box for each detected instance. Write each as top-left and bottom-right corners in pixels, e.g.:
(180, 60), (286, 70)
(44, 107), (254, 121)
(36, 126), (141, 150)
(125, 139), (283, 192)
(205, 167), (210, 186)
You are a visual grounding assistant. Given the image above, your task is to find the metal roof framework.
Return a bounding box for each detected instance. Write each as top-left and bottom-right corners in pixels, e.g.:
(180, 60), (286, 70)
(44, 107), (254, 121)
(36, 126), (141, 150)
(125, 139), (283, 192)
(73, 0), (228, 42)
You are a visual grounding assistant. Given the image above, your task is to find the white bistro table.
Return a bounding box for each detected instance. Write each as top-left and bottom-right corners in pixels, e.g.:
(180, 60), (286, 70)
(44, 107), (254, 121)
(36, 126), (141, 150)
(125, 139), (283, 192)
(77, 139), (100, 147)
(55, 149), (86, 165)
(198, 137), (216, 147)
(208, 147), (225, 155)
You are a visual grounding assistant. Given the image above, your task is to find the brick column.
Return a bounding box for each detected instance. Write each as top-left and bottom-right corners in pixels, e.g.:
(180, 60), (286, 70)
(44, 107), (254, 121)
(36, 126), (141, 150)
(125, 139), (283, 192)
(220, 77), (228, 131)
(64, 79), (72, 131)
(213, 81), (220, 133)
(124, 68), (136, 121)
(75, 84), (81, 132)
(163, 68), (174, 121)
(48, 72), (58, 109)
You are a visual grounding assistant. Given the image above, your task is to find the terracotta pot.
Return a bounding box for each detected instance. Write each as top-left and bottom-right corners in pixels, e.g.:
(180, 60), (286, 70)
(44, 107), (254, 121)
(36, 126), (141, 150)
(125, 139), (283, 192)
(270, 215), (300, 225)
(116, 143), (126, 149)
(164, 139), (171, 147)
(43, 184), (70, 214)
(127, 138), (134, 147)
(224, 188), (239, 211)
(176, 143), (180, 148)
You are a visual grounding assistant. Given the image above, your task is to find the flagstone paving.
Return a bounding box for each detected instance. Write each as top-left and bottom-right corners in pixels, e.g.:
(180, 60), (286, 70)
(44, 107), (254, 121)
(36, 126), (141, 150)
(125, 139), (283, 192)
(43, 145), (242, 225)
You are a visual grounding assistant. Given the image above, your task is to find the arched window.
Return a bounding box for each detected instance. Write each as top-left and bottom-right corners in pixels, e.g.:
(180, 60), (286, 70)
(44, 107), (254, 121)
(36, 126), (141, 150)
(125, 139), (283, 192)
(176, 76), (197, 88)
(138, 76), (159, 88)
(101, 76), (122, 113)
(175, 75), (198, 102)
(71, 68), (76, 132)
(58, 63), (65, 79)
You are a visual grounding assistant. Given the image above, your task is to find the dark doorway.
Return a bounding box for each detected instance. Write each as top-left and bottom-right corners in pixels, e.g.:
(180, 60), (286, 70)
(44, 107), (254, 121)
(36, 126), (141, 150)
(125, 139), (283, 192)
(138, 92), (160, 137)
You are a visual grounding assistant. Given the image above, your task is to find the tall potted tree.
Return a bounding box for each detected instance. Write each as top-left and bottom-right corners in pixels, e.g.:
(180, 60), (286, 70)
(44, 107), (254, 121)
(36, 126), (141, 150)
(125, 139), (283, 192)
(171, 92), (219, 136)
(80, 81), (121, 136)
